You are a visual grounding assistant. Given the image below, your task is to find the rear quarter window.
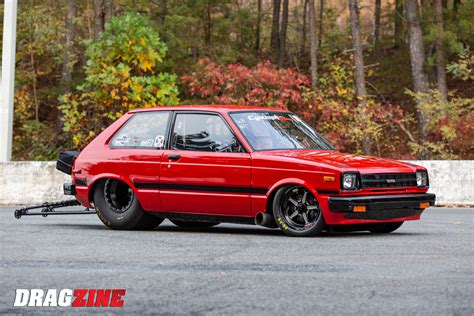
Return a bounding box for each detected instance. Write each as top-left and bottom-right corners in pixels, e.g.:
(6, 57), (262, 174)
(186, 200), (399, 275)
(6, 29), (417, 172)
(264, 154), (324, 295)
(110, 111), (170, 149)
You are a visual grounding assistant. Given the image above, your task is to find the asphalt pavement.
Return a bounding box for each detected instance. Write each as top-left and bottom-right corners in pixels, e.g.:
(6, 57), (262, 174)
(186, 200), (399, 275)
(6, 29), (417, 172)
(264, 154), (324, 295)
(0, 206), (472, 315)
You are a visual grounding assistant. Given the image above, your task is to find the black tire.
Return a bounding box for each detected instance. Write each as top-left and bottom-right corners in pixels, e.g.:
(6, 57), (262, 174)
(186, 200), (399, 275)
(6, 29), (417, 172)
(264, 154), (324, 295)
(272, 185), (325, 237)
(368, 221), (404, 234)
(93, 179), (164, 230)
(170, 219), (220, 229)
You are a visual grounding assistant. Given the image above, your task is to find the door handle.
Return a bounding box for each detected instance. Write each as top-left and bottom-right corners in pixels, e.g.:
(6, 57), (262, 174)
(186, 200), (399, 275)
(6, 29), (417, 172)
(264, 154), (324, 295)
(168, 154), (181, 161)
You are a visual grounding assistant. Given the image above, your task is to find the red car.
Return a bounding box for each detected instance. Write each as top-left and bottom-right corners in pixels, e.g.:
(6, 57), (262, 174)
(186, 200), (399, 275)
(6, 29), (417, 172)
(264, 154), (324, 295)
(64, 106), (435, 237)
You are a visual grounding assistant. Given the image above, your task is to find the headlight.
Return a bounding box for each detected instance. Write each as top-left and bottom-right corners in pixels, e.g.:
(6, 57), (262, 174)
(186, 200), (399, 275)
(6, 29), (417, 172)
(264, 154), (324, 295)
(416, 170), (429, 187)
(341, 172), (359, 190)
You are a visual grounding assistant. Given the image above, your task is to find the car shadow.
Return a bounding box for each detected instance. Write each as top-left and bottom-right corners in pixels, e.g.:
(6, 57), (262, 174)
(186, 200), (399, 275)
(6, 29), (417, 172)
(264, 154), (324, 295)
(36, 222), (427, 238)
(316, 231), (426, 238)
(36, 222), (284, 236)
(158, 224), (285, 236)
(158, 226), (426, 238)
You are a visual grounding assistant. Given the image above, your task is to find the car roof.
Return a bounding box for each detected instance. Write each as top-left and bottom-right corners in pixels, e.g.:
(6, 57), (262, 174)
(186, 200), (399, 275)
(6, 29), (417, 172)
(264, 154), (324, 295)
(128, 105), (290, 114)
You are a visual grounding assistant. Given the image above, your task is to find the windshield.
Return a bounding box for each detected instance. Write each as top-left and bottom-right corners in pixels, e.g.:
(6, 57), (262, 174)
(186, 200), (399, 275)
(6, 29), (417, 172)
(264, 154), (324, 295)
(230, 111), (335, 151)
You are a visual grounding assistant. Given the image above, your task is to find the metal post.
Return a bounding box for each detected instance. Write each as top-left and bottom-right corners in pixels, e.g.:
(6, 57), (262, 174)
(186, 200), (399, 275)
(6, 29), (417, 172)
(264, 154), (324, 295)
(0, 0), (18, 162)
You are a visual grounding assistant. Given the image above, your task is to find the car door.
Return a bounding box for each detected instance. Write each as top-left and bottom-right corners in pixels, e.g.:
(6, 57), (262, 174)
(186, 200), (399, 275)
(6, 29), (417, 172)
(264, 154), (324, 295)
(159, 112), (252, 216)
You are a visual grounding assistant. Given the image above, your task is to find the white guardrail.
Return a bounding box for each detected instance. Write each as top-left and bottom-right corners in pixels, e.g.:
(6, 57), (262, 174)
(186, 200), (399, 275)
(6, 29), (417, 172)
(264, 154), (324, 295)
(0, 160), (472, 206)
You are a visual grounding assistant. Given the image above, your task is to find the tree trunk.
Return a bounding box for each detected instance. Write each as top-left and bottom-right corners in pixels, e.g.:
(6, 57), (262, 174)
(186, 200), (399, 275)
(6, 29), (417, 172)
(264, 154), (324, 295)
(58, 0), (77, 131)
(256, 0), (262, 51)
(204, 0), (212, 48)
(30, 50), (38, 122)
(271, 0), (281, 63)
(405, 0), (429, 93)
(453, 0), (461, 13)
(434, 0), (448, 100)
(348, 0), (371, 155)
(394, 0), (403, 45)
(300, 0), (309, 57)
(277, 0), (289, 67)
(374, 0), (381, 46)
(309, 0), (318, 89)
(62, 0), (77, 91)
(405, 0), (430, 158)
(104, 0), (114, 22)
(318, 0), (323, 49)
(93, 0), (105, 40)
(156, 0), (168, 25)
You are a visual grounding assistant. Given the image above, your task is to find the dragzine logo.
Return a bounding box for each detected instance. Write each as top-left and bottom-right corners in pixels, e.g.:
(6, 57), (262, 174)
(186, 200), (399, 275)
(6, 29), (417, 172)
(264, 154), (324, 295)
(14, 289), (126, 307)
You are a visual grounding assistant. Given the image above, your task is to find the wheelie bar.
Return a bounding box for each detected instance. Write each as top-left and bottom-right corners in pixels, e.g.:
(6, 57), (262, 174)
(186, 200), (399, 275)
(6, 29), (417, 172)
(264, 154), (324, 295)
(14, 200), (95, 219)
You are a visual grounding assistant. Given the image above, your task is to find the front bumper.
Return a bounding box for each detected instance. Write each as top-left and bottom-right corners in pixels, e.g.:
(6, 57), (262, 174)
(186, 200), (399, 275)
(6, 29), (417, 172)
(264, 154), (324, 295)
(328, 193), (436, 220)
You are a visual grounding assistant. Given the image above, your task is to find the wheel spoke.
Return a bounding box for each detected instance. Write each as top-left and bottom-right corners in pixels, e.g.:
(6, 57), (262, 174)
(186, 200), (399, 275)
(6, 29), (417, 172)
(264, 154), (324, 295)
(288, 198), (299, 206)
(285, 206), (294, 217)
(302, 191), (308, 204)
(307, 205), (319, 210)
(302, 212), (309, 224)
(289, 211), (299, 219)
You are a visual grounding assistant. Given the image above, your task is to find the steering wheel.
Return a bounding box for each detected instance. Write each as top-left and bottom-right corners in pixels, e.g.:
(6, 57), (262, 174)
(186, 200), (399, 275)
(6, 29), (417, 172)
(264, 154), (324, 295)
(214, 139), (241, 152)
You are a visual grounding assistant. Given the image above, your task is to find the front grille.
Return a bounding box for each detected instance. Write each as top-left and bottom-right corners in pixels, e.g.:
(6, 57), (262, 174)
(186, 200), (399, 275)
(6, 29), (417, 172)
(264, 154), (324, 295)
(361, 173), (417, 188)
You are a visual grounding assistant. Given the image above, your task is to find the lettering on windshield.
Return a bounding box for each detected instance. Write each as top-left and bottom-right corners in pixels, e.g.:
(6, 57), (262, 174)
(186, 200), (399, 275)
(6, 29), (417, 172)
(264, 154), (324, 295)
(248, 115), (292, 121)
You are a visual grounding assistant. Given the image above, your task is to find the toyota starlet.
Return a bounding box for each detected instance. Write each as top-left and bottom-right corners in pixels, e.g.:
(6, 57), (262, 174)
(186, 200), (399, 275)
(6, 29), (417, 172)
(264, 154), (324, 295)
(59, 106), (435, 237)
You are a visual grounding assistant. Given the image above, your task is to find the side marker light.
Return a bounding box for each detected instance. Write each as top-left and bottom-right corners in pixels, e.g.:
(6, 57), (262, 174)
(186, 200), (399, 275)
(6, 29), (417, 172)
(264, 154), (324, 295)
(353, 206), (366, 213)
(420, 202), (430, 209)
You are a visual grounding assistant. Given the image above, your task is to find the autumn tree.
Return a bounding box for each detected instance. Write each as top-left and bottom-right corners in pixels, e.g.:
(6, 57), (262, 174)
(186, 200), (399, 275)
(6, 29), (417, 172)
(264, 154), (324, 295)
(93, 0), (114, 40)
(204, 0), (213, 48)
(271, 0), (281, 63)
(348, 0), (371, 154)
(155, 0), (168, 25)
(277, 0), (289, 67)
(434, 0), (448, 100)
(309, 0), (318, 88)
(394, 0), (403, 45)
(406, 0), (429, 94)
(255, 0), (262, 51)
(373, 0), (381, 46)
(318, 0), (323, 49)
(405, 0), (430, 158)
(61, 13), (179, 148)
(13, 2), (66, 160)
(300, 0), (308, 57)
(10, 0), (474, 160)
(61, 0), (77, 92)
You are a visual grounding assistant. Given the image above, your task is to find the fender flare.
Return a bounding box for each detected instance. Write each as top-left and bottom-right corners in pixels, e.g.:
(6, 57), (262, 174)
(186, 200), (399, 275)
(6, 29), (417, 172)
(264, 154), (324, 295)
(265, 178), (320, 214)
(86, 173), (137, 204)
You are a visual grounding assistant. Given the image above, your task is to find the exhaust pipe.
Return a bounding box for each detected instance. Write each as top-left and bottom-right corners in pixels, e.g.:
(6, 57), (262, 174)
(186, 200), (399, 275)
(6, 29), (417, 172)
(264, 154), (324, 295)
(254, 212), (278, 228)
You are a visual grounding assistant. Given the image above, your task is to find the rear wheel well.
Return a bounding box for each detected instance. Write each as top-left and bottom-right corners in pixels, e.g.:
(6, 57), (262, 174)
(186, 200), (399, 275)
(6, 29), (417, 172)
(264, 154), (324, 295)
(91, 177), (164, 230)
(89, 178), (139, 207)
(88, 178), (107, 205)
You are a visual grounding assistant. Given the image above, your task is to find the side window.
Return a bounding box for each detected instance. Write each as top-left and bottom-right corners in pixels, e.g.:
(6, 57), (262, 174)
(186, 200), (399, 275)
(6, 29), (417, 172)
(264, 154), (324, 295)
(171, 113), (244, 153)
(110, 111), (170, 149)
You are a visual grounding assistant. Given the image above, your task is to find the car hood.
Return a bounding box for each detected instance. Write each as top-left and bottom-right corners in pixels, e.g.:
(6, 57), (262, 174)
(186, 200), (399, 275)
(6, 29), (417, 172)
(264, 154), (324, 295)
(257, 150), (417, 173)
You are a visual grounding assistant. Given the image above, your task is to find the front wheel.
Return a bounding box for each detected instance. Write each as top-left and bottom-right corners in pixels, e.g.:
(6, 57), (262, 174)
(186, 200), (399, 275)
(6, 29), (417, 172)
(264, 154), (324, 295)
(272, 186), (325, 237)
(367, 222), (404, 234)
(93, 179), (164, 230)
